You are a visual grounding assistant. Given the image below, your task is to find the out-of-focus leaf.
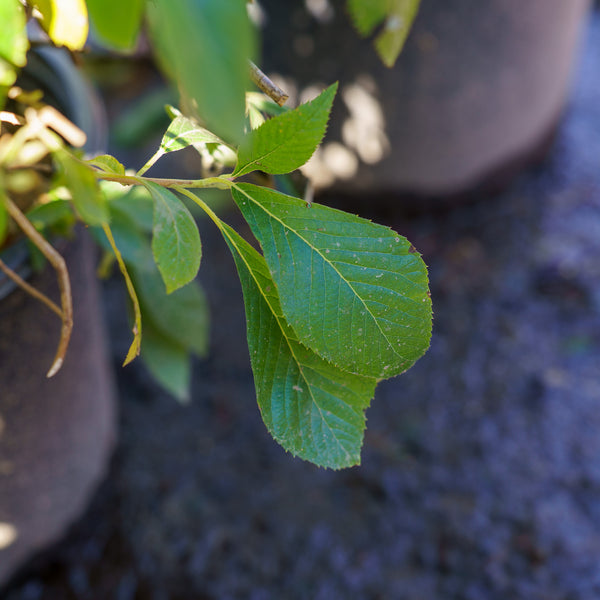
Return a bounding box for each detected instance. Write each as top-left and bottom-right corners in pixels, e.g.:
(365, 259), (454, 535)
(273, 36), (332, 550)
(147, 0), (256, 144)
(87, 0), (144, 51)
(86, 154), (126, 175)
(54, 150), (108, 225)
(347, 0), (421, 67)
(32, 0), (89, 51)
(0, 0), (28, 99)
(131, 262), (209, 357)
(141, 317), (191, 403)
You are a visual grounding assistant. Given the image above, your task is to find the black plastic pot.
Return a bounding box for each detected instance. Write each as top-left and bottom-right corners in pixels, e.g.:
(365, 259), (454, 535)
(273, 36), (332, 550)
(0, 48), (115, 587)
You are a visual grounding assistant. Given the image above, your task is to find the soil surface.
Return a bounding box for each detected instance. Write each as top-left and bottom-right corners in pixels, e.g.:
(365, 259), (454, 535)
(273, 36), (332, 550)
(3, 10), (600, 600)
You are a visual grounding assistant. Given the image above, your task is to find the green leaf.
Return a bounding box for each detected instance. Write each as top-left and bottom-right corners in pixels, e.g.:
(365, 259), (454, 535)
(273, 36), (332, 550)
(347, 0), (421, 67)
(160, 115), (225, 154)
(27, 198), (74, 229)
(0, 0), (28, 67)
(143, 181), (202, 294)
(347, 0), (387, 35)
(147, 0), (256, 144)
(101, 182), (154, 233)
(87, 0), (144, 51)
(54, 150), (109, 225)
(234, 83), (337, 178)
(86, 154), (126, 175)
(0, 0), (28, 97)
(32, 0), (89, 51)
(141, 315), (191, 403)
(131, 263), (209, 357)
(232, 183), (432, 379)
(221, 221), (376, 469)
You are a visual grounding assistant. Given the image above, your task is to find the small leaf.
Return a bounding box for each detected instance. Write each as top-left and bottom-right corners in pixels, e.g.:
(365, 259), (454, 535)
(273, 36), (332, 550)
(144, 181), (202, 294)
(32, 0), (89, 51)
(0, 0), (28, 93)
(160, 115), (225, 154)
(131, 263), (209, 357)
(221, 221), (376, 469)
(234, 83), (337, 177)
(54, 150), (109, 225)
(232, 183), (432, 379)
(141, 318), (191, 403)
(87, 0), (144, 51)
(86, 154), (126, 175)
(147, 0), (256, 144)
(347, 0), (421, 67)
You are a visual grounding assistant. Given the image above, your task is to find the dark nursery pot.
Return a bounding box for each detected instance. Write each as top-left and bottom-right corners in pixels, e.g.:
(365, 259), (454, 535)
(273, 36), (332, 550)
(0, 48), (115, 587)
(260, 0), (592, 200)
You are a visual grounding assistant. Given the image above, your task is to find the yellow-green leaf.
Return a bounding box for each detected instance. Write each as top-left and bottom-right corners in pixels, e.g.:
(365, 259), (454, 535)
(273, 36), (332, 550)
(32, 0), (89, 51)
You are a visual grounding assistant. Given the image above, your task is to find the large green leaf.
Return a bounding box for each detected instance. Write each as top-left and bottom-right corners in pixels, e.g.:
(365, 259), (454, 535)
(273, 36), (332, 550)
(220, 221), (376, 469)
(147, 0), (256, 144)
(0, 0), (28, 98)
(87, 0), (144, 51)
(144, 181), (202, 294)
(54, 150), (109, 225)
(234, 84), (337, 177)
(347, 0), (421, 67)
(232, 183), (432, 379)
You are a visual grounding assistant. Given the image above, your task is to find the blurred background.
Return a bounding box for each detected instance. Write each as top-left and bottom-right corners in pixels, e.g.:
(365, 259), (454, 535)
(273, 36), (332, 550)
(2, 1), (600, 598)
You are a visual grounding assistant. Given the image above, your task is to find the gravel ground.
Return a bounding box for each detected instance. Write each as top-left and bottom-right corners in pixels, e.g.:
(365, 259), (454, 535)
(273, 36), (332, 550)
(3, 10), (600, 600)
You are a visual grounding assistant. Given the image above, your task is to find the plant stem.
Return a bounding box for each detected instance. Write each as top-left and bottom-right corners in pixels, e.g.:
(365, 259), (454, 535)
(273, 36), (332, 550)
(136, 149), (165, 177)
(173, 185), (224, 231)
(249, 61), (289, 107)
(93, 171), (234, 190)
(3, 196), (73, 377)
(102, 223), (142, 365)
(0, 257), (63, 317)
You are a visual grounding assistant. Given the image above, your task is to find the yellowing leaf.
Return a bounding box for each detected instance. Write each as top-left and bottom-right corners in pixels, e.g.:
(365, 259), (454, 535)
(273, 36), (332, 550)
(33, 0), (89, 51)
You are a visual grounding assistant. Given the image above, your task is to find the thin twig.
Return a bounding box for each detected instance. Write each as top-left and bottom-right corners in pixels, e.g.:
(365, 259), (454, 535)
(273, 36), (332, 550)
(4, 196), (73, 377)
(249, 61), (289, 107)
(0, 257), (63, 317)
